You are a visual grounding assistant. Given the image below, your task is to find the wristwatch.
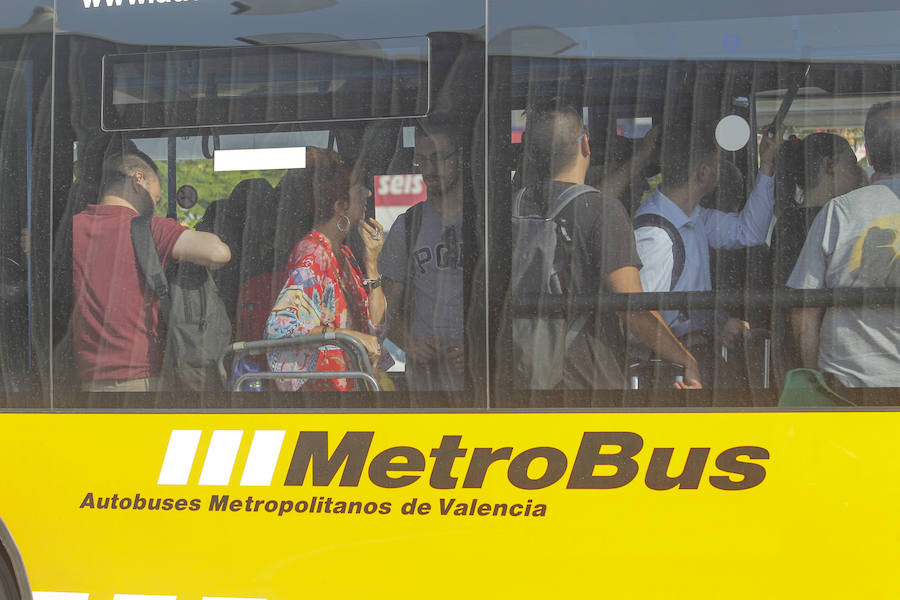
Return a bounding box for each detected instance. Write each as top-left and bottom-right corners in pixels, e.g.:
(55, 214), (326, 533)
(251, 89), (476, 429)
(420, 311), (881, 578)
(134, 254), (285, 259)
(363, 276), (383, 291)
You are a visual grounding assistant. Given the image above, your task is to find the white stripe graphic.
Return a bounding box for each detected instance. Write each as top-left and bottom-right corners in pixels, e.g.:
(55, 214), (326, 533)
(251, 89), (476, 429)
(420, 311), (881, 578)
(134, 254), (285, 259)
(214, 147), (306, 172)
(199, 430), (244, 485)
(157, 430), (202, 485)
(33, 593), (90, 600)
(112, 596), (177, 600)
(240, 430), (287, 486)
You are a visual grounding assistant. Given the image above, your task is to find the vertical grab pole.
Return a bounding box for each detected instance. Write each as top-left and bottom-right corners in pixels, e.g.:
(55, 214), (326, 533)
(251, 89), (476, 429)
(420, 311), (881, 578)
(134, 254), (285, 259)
(167, 137), (177, 220)
(25, 61), (33, 373)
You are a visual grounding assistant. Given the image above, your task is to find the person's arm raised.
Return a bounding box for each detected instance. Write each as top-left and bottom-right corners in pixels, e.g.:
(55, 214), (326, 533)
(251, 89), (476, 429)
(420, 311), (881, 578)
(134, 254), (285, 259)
(171, 230), (231, 270)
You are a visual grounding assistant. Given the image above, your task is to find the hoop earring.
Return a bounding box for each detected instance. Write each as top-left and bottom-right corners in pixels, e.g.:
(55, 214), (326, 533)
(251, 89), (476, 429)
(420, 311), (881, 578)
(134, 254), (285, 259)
(337, 215), (351, 233)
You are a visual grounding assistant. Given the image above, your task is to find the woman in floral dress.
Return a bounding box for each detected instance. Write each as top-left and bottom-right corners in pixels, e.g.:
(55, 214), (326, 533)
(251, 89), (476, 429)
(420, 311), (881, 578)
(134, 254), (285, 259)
(265, 149), (386, 391)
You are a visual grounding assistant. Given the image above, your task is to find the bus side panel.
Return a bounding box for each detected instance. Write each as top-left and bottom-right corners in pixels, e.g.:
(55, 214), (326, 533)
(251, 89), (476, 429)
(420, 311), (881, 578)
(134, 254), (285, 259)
(0, 413), (897, 598)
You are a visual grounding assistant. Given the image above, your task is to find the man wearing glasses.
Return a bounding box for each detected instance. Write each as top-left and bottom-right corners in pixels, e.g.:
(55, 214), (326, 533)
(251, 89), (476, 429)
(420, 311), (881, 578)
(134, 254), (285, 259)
(379, 117), (466, 391)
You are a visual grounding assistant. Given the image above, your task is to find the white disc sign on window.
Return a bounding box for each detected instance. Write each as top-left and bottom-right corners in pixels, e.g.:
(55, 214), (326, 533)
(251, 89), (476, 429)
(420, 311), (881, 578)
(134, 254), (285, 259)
(715, 115), (751, 151)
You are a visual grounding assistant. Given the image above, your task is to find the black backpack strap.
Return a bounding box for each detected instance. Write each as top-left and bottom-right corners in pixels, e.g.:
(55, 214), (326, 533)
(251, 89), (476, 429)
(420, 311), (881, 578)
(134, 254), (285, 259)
(513, 184), (595, 220)
(403, 201), (425, 260)
(546, 184), (595, 220)
(633, 213), (685, 291)
(130, 215), (171, 323)
(401, 201), (425, 333)
(554, 186), (597, 334)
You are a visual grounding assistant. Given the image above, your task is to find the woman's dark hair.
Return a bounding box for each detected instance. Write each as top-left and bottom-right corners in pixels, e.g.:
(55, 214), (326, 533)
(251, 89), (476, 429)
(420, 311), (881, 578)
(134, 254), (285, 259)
(277, 147), (350, 226)
(272, 148), (350, 269)
(775, 132), (851, 213)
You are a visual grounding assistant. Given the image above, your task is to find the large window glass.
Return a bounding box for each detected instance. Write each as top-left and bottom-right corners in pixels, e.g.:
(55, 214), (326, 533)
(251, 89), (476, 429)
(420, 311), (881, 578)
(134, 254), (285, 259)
(487, 0), (900, 406)
(48, 0), (486, 408)
(0, 5), (54, 407)
(102, 37), (430, 130)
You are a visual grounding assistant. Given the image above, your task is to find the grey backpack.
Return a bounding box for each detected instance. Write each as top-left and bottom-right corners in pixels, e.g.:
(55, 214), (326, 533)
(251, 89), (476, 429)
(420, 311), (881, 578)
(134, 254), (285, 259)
(509, 184), (594, 389)
(131, 215), (232, 391)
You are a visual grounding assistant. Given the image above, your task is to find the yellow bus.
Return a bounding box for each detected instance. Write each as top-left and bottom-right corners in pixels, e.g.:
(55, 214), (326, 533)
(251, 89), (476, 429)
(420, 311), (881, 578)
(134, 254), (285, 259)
(0, 0), (897, 597)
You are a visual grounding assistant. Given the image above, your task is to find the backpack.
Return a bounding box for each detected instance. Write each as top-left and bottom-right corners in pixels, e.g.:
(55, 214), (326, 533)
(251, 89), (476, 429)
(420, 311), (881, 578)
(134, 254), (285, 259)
(509, 184), (594, 389)
(131, 215), (232, 391)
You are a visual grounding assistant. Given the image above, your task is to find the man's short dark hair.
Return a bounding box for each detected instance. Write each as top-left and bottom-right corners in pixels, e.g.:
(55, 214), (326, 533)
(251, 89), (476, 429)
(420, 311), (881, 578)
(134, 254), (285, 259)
(415, 114), (464, 151)
(660, 121), (719, 187)
(99, 150), (159, 194)
(523, 104), (585, 181)
(865, 101), (900, 175)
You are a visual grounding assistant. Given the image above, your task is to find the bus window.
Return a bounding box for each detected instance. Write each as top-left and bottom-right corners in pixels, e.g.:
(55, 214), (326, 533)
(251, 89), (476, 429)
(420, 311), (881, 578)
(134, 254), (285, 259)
(47, 3), (485, 407)
(102, 37), (431, 130)
(0, 59), (34, 398)
(0, 5), (53, 406)
(488, 1), (900, 406)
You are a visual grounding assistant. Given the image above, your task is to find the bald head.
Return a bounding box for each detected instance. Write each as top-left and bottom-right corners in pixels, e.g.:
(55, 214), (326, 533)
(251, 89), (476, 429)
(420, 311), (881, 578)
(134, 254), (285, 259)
(865, 101), (900, 176)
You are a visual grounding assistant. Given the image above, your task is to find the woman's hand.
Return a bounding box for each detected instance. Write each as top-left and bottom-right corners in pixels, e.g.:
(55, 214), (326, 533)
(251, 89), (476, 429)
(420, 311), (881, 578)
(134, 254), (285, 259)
(340, 328), (382, 366)
(358, 217), (385, 266)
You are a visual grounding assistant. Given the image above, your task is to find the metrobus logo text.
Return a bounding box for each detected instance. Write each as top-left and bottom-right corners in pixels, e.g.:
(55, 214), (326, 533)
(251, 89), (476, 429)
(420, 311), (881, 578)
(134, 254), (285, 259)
(82, 0), (198, 8)
(158, 430), (769, 491)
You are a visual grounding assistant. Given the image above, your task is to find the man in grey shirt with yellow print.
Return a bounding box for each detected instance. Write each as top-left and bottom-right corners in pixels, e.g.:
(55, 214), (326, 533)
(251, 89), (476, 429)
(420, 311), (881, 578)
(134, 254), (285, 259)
(788, 101), (900, 387)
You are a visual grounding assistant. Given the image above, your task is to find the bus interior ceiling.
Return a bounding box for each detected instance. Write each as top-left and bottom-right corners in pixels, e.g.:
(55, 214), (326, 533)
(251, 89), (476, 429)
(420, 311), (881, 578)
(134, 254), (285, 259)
(505, 58), (900, 133)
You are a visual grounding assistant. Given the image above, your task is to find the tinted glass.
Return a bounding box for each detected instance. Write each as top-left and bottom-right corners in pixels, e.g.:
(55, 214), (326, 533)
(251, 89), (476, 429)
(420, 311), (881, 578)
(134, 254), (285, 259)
(103, 37), (430, 130)
(0, 4), (54, 408)
(487, 0), (900, 405)
(58, 0), (484, 45)
(48, 0), (485, 408)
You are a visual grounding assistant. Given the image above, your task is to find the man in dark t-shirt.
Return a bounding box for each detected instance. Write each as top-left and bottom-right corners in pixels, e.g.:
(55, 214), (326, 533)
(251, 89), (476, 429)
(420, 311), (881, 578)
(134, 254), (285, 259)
(518, 106), (700, 389)
(73, 151), (231, 391)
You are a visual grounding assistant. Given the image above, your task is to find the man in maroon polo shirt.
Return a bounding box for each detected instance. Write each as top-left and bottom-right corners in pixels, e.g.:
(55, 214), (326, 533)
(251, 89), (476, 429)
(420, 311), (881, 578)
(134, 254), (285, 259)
(73, 151), (231, 392)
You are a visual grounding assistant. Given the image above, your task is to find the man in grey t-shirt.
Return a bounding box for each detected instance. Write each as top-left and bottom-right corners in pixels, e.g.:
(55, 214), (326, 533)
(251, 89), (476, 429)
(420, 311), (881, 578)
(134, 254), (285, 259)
(379, 119), (465, 391)
(788, 101), (900, 387)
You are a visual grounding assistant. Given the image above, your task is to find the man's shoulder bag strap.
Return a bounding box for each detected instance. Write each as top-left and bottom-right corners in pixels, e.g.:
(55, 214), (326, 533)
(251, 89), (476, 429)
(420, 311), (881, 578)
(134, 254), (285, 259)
(130, 215), (171, 322)
(401, 201), (426, 327)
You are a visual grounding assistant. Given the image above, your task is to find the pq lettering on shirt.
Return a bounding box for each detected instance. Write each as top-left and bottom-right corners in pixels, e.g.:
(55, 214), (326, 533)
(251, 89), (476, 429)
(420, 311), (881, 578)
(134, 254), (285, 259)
(414, 244), (462, 273)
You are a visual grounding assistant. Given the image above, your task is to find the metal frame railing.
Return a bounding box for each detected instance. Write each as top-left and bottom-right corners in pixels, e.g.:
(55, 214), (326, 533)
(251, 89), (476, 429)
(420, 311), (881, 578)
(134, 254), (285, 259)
(509, 287), (898, 390)
(218, 332), (380, 392)
(506, 287), (900, 316)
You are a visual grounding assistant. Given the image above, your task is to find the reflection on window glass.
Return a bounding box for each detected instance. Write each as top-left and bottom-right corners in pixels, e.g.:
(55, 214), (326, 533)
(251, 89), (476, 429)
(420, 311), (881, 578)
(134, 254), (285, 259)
(103, 37), (430, 130)
(489, 2), (900, 60)
(0, 57), (35, 397)
(492, 31), (900, 403)
(50, 21), (485, 406)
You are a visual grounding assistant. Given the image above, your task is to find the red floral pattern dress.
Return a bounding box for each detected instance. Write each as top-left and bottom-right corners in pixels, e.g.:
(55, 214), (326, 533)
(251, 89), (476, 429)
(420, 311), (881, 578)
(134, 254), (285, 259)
(265, 231), (384, 391)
